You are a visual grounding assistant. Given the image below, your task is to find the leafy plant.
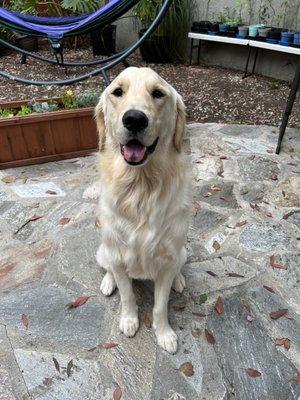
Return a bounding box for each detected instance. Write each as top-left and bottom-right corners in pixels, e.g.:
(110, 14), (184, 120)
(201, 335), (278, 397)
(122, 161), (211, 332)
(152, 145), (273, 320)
(61, 0), (106, 14)
(17, 105), (32, 116)
(8, 0), (38, 14)
(76, 89), (101, 108)
(28, 101), (59, 113)
(134, 0), (196, 62)
(61, 89), (77, 109)
(0, 108), (14, 118)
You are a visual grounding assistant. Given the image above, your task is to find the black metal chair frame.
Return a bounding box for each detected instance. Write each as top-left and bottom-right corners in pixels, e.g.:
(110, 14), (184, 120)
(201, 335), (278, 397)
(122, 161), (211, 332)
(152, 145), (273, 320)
(0, 0), (172, 86)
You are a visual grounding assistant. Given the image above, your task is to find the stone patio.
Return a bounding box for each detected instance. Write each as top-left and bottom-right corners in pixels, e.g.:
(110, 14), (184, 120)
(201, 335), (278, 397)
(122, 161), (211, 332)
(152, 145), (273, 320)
(0, 123), (299, 400)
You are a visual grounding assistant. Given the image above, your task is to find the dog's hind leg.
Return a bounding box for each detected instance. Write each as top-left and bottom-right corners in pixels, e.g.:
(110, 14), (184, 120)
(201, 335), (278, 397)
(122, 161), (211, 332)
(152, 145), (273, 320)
(100, 272), (117, 296)
(172, 247), (187, 293)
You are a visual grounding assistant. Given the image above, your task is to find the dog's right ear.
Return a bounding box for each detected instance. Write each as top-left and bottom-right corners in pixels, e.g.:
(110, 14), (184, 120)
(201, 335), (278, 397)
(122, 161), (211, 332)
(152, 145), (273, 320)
(94, 95), (106, 152)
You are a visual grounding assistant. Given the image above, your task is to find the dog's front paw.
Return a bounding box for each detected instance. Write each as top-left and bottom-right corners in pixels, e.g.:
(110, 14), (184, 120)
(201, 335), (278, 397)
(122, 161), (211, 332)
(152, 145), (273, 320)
(100, 272), (116, 296)
(156, 327), (178, 354)
(119, 315), (139, 338)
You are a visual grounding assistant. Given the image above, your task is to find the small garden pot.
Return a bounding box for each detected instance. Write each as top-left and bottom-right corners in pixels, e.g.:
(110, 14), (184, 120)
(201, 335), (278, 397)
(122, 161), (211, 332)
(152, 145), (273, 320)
(210, 23), (219, 33)
(139, 29), (172, 63)
(258, 27), (271, 37)
(269, 28), (283, 40)
(197, 21), (212, 34)
(191, 21), (201, 32)
(219, 23), (228, 33)
(90, 25), (116, 56)
(281, 31), (294, 43)
(238, 26), (248, 36)
(266, 38), (278, 44)
(249, 25), (258, 37)
(294, 32), (300, 44)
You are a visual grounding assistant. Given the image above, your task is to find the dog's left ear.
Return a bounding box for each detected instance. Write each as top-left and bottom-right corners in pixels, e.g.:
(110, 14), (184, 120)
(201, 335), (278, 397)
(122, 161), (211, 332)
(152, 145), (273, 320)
(173, 94), (186, 152)
(94, 94), (106, 152)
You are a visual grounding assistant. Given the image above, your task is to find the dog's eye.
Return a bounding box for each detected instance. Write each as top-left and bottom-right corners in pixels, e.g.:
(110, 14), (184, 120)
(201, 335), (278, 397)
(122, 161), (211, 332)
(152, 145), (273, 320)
(152, 89), (165, 99)
(112, 88), (123, 97)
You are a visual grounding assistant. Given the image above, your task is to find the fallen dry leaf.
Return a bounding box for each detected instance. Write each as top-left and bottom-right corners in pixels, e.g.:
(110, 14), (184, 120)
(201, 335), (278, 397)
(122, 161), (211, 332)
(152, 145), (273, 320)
(290, 374), (300, 383)
(100, 342), (118, 349)
(21, 314), (28, 329)
(227, 272), (244, 278)
(203, 191), (212, 198)
(283, 211), (294, 220)
(191, 328), (201, 338)
(269, 309), (288, 320)
(67, 296), (91, 308)
(192, 312), (206, 318)
(215, 296), (224, 315)
(210, 184), (221, 191)
(179, 362), (194, 377)
(212, 241), (220, 251)
(245, 368), (261, 378)
(220, 155), (227, 160)
(206, 270), (217, 277)
(265, 212), (273, 218)
(270, 255), (287, 270)
(28, 202), (39, 208)
(52, 357), (60, 373)
(252, 195), (264, 202)
(205, 329), (215, 345)
(113, 387), (122, 400)
(66, 360), (73, 377)
(1, 175), (15, 184)
(58, 217), (71, 226)
(143, 313), (152, 328)
(235, 220), (247, 227)
(244, 304), (251, 314)
(270, 172), (278, 181)
(263, 285), (275, 293)
(248, 155), (255, 160)
(250, 202), (260, 211)
(284, 313), (294, 320)
(95, 218), (101, 228)
(46, 190), (57, 195)
(274, 338), (290, 350)
(29, 214), (43, 222)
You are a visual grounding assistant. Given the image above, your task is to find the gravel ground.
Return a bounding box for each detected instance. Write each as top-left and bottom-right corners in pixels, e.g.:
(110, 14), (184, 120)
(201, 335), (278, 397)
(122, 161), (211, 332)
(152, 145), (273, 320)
(0, 47), (299, 128)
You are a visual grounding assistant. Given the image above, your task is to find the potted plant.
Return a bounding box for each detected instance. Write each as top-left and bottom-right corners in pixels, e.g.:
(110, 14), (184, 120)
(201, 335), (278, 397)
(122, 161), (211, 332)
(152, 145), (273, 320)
(135, 0), (196, 63)
(0, 89), (101, 168)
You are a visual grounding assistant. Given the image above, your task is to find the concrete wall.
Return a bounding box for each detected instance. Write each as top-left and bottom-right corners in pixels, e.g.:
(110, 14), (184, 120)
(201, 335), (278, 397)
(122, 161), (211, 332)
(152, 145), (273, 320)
(115, 1), (300, 81)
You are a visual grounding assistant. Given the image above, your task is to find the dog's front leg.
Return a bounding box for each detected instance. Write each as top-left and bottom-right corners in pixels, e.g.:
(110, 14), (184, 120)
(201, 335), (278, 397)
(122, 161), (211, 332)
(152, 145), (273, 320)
(112, 265), (139, 338)
(153, 268), (178, 354)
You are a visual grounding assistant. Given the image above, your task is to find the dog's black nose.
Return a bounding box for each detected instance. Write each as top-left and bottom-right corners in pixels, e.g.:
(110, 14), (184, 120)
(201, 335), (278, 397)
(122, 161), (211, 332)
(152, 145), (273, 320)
(122, 110), (148, 132)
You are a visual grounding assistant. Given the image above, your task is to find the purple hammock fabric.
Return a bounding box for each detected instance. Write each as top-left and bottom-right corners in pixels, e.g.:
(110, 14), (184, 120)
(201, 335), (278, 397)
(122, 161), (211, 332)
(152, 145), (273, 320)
(0, 0), (128, 39)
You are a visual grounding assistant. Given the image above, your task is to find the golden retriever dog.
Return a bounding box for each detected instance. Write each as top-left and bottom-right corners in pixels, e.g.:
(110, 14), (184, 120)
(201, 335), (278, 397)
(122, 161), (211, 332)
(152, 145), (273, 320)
(94, 67), (191, 354)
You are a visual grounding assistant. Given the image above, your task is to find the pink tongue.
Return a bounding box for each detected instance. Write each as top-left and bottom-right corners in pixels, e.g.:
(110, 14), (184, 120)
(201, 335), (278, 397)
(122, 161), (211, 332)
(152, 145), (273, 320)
(123, 143), (146, 163)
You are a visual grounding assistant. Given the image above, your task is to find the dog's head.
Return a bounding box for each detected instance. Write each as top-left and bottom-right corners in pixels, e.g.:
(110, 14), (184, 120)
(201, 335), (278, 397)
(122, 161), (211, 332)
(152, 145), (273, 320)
(95, 67), (186, 167)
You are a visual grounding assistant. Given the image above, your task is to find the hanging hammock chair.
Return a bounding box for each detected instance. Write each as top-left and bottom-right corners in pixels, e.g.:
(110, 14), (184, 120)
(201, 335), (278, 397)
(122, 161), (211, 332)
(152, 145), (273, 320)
(0, 0), (173, 86)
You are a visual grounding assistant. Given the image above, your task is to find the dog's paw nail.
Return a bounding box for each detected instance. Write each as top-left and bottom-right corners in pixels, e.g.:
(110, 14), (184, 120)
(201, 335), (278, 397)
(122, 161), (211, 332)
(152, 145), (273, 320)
(119, 316), (139, 337)
(100, 273), (116, 296)
(172, 273), (186, 293)
(156, 329), (178, 354)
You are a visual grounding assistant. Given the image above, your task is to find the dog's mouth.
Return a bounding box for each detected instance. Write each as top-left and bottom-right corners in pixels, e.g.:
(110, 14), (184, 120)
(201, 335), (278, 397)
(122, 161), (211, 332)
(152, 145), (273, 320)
(120, 138), (159, 166)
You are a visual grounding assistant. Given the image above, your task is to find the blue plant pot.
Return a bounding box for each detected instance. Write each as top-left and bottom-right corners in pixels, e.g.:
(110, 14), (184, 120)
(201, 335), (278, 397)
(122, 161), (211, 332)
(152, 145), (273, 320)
(294, 32), (300, 44)
(236, 34), (246, 39)
(279, 40), (290, 47)
(266, 38), (278, 44)
(208, 31), (218, 35)
(281, 31), (294, 43)
(249, 25), (258, 37)
(219, 24), (228, 32)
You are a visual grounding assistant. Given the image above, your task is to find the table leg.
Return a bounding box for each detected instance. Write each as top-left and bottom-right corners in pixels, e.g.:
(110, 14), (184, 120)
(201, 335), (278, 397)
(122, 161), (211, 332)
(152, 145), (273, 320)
(243, 46), (252, 79)
(251, 47), (259, 75)
(197, 40), (201, 64)
(189, 38), (194, 66)
(276, 61), (300, 154)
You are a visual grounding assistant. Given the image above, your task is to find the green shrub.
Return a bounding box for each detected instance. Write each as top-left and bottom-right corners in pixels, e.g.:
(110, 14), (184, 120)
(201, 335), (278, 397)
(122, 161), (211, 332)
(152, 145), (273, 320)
(16, 105), (32, 116)
(28, 101), (59, 113)
(76, 89), (101, 108)
(0, 108), (14, 118)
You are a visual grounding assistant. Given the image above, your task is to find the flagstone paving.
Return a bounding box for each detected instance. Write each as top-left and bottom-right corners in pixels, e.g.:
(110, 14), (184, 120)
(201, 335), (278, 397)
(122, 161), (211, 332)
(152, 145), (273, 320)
(0, 123), (299, 400)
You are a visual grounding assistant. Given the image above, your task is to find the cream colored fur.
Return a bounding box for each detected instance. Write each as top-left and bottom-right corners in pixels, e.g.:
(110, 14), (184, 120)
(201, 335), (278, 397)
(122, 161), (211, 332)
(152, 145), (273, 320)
(94, 67), (191, 354)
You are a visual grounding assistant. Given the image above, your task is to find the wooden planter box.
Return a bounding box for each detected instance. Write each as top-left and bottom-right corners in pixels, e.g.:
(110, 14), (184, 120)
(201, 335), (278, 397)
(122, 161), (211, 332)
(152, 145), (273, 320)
(0, 99), (98, 169)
